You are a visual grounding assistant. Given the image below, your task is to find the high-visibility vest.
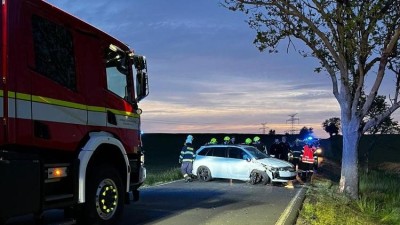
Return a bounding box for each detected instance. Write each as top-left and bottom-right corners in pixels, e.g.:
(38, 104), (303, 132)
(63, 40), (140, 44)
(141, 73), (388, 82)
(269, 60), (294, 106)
(301, 145), (315, 164)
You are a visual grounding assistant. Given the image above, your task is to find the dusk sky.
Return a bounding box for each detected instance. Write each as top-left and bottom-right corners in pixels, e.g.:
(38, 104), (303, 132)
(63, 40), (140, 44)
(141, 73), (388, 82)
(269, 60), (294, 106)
(46, 0), (399, 138)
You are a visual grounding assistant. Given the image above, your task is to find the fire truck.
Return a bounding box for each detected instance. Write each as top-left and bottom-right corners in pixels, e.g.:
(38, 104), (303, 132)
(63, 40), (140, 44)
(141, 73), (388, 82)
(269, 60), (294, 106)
(0, 0), (148, 224)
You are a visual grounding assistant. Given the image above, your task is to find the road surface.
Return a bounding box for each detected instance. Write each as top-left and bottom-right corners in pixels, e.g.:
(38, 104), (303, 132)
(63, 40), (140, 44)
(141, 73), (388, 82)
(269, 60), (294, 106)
(5, 179), (305, 225)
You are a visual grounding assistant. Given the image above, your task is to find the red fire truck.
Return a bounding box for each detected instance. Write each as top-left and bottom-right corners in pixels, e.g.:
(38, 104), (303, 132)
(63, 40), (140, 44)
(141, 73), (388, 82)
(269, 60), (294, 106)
(0, 0), (148, 224)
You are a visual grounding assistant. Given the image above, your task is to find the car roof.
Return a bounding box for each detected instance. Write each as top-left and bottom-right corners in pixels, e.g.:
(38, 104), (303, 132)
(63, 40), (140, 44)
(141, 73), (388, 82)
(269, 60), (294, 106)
(199, 144), (250, 148)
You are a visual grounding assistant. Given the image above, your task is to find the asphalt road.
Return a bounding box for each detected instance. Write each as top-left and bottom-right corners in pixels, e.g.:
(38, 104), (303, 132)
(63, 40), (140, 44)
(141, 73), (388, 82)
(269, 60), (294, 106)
(5, 179), (305, 225)
(122, 179), (305, 225)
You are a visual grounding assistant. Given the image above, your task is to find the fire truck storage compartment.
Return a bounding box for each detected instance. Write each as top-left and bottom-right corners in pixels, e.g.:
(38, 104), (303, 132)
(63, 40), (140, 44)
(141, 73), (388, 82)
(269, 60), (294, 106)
(0, 150), (41, 218)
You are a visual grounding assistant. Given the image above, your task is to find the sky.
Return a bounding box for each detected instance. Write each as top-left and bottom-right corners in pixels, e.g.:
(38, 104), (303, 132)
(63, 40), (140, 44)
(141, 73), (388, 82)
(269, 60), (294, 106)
(46, 0), (399, 138)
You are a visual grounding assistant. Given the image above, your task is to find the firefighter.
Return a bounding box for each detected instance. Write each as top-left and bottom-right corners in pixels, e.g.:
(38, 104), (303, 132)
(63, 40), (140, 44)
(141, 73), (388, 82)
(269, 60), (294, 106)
(206, 137), (218, 145)
(244, 138), (252, 145)
(290, 139), (305, 184)
(290, 139), (303, 168)
(230, 136), (236, 144)
(299, 139), (317, 181)
(269, 138), (280, 158)
(252, 136), (267, 153)
(179, 135), (196, 182)
(279, 136), (291, 161)
(223, 136), (230, 145)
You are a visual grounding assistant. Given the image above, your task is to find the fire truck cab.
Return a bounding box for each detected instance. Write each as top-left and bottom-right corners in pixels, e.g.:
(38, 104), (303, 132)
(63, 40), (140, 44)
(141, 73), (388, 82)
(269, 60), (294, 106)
(0, 0), (148, 224)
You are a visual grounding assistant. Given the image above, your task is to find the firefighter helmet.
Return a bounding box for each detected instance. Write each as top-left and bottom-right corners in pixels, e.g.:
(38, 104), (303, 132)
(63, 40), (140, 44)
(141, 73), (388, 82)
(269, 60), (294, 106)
(253, 136), (260, 142)
(210, 138), (217, 144)
(245, 138), (252, 144)
(224, 136), (230, 141)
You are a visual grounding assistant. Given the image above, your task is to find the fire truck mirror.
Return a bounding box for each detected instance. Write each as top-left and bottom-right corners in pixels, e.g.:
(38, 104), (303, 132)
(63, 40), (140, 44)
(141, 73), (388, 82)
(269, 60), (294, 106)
(132, 55), (147, 71)
(136, 71), (149, 102)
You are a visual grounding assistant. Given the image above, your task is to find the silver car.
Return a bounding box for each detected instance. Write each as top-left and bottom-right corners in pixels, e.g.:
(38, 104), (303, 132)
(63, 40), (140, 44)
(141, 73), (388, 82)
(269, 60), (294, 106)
(192, 145), (296, 185)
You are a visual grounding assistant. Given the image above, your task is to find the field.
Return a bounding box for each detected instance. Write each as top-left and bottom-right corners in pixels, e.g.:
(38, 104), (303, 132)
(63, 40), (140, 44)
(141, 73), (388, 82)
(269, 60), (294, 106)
(141, 133), (292, 172)
(142, 133), (400, 172)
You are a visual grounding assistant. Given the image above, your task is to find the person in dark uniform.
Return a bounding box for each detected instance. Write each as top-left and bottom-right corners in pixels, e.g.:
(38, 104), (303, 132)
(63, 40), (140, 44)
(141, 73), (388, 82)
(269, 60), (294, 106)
(179, 135), (195, 182)
(279, 136), (291, 161)
(269, 138), (281, 158)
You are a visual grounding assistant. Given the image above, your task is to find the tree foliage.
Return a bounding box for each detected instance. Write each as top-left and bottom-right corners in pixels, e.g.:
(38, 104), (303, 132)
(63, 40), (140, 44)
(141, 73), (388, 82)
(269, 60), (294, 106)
(298, 126), (313, 139)
(223, 0), (400, 199)
(361, 95), (400, 134)
(322, 117), (341, 137)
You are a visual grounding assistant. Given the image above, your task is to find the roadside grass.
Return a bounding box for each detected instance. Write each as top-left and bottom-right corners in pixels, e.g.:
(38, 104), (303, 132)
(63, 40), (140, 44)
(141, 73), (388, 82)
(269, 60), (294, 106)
(143, 167), (182, 186)
(358, 170), (400, 224)
(296, 168), (400, 225)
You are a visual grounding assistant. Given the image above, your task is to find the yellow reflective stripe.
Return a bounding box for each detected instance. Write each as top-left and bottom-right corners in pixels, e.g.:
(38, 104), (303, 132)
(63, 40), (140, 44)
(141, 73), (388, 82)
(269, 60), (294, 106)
(16, 92), (31, 101)
(0, 90), (3, 97)
(182, 159), (194, 162)
(87, 105), (106, 113)
(5, 90), (139, 118)
(32, 95), (87, 110)
(107, 108), (137, 118)
(8, 91), (15, 98)
(187, 147), (194, 150)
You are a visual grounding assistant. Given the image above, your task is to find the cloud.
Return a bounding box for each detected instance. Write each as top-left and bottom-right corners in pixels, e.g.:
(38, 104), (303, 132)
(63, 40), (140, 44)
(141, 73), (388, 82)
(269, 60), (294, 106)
(45, 0), (342, 138)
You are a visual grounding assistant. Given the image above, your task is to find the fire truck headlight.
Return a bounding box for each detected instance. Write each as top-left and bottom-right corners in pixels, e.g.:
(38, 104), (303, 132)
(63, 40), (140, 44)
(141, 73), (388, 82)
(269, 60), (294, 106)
(140, 154), (145, 164)
(315, 148), (322, 155)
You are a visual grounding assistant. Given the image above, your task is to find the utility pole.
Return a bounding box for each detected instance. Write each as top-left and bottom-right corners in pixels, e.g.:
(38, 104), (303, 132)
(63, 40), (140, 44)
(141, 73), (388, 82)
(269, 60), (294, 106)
(259, 122), (268, 134)
(286, 114), (299, 135)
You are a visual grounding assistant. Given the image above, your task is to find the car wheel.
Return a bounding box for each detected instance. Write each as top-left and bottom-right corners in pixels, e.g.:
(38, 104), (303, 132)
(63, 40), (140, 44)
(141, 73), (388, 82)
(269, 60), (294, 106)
(259, 171), (270, 185)
(197, 166), (212, 182)
(250, 170), (261, 185)
(79, 165), (124, 225)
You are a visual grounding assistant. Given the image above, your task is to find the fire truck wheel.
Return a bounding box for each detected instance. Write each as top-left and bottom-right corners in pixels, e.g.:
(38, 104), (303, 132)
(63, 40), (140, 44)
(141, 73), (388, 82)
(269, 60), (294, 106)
(197, 166), (212, 182)
(81, 165), (124, 225)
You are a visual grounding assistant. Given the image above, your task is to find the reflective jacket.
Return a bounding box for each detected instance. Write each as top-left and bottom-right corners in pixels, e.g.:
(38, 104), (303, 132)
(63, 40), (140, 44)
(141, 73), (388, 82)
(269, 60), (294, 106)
(179, 143), (195, 162)
(301, 145), (316, 164)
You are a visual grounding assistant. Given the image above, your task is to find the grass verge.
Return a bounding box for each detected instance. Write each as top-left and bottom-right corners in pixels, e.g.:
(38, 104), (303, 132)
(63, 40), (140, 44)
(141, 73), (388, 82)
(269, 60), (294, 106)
(296, 161), (400, 225)
(143, 167), (182, 187)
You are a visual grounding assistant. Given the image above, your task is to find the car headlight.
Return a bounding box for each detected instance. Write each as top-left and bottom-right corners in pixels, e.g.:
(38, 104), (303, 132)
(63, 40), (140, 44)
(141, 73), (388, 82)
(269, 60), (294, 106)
(315, 148), (322, 154)
(269, 167), (278, 172)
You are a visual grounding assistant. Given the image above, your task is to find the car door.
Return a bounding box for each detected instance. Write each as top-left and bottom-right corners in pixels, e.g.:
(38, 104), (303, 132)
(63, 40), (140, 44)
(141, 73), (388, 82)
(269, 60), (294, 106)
(206, 147), (228, 179)
(227, 147), (252, 180)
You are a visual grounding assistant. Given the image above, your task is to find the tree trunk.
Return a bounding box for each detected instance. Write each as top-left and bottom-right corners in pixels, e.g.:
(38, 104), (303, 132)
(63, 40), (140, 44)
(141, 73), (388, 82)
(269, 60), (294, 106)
(339, 120), (361, 199)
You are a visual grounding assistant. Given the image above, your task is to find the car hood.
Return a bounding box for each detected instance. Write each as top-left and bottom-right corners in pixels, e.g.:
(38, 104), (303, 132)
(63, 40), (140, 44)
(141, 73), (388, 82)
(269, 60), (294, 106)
(257, 158), (293, 168)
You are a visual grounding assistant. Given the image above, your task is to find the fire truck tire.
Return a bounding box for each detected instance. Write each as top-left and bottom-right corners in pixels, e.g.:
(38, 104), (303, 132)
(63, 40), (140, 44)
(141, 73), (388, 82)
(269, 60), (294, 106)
(197, 166), (212, 182)
(80, 165), (124, 225)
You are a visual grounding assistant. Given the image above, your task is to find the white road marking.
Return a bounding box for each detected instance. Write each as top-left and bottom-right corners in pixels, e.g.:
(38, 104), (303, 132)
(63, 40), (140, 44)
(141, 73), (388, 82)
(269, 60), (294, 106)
(275, 186), (304, 225)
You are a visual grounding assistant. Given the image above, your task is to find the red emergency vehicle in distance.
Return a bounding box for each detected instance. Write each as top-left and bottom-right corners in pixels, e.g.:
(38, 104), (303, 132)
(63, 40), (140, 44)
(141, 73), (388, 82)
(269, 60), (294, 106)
(0, 0), (149, 224)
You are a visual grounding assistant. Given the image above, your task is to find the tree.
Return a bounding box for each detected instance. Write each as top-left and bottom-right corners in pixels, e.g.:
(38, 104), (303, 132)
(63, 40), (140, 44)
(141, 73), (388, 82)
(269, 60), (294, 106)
(362, 95), (400, 134)
(268, 129), (276, 135)
(298, 126), (313, 140)
(322, 117), (341, 137)
(223, 0), (400, 198)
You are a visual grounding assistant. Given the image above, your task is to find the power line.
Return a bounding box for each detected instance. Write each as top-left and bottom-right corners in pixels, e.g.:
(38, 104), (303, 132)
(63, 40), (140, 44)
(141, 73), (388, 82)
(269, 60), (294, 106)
(259, 122), (268, 134)
(286, 113), (299, 135)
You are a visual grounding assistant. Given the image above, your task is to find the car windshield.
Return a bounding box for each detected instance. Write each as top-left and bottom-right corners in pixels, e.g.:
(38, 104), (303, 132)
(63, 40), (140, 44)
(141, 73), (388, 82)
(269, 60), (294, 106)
(244, 146), (270, 159)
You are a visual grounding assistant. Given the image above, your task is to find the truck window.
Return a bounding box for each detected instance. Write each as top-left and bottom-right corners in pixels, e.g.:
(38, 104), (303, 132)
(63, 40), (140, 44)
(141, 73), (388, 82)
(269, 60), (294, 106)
(31, 15), (76, 90)
(105, 46), (129, 99)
